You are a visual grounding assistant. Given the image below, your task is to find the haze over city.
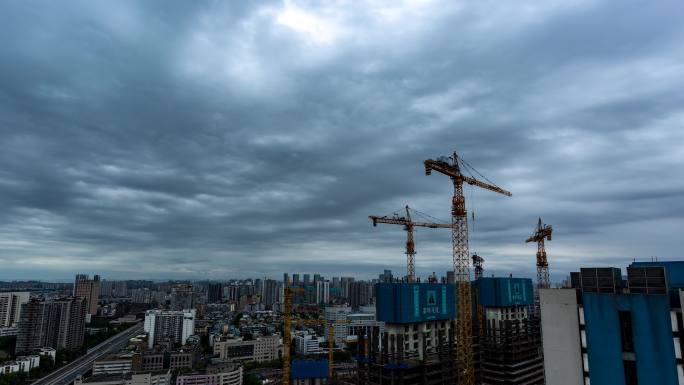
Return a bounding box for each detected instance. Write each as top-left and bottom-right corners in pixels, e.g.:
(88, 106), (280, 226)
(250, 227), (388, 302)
(1, 0), (684, 281)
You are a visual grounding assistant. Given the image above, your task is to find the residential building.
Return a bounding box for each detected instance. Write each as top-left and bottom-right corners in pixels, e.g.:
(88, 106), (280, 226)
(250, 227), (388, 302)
(324, 305), (351, 342)
(1, 355), (40, 375)
(349, 281), (373, 310)
(262, 279), (278, 309)
(541, 261), (684, 385)
(144, 309), (196, 349)
(74, 274), (102, 316)
(208, 283), (223, 304)
(38, 347), (56, 362)
(16, 298), (87, 353)
(294, 331), (324, 355)
(0, 292), (30, 327)
(171, 284), (195, 311)
(315, 281), (329, 305)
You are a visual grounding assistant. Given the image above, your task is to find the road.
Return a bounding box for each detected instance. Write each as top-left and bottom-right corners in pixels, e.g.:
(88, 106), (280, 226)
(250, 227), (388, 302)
(32, 322), (144, 385)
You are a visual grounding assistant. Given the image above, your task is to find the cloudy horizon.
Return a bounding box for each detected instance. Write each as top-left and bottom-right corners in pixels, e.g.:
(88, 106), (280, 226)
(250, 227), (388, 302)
(1, 0), (683, 282)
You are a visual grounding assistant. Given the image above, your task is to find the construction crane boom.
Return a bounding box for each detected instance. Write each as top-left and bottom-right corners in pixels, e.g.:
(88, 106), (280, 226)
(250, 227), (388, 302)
(526, 218), (552, 289)
(424, 151), (511, 385)
(370, 205), (451, 282)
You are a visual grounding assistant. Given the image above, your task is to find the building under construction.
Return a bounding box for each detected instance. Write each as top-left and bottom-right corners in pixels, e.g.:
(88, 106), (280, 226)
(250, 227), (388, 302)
(357, 278), (544, 385)
(357, 326), (455, 385)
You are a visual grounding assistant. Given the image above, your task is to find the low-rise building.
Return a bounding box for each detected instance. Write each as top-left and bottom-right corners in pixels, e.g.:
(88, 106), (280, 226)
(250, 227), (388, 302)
(93, 354), (133, 375)
(0, 355), (40, 375)
(176, 363), (242, 385)
(294, 332), (324, 355)
(169, 350), (194, 370)
(74, 371), (172, 385)
(213, 335), (279, 363)
(39, 347), (57, 362)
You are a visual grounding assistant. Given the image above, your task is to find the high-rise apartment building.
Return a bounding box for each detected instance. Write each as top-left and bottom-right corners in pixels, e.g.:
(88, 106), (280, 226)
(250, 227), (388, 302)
(170, 284), (194, 311)
(16, 298), (87, 353)
(100, 280), (128, 298)
(379, 270), (393, 283)
(324, 305), (352, 342)
(316, 281), (329, 304)
(74, 274), (101, 315)
(0, 292), (30, 327)
(349, 281), (373, 310)
(73, 274), (88, 296)
(262, 279), (278, 309)
(208, 283), (223, 303)
(144, 309), (196, 349)
(541, 261), (684, 385)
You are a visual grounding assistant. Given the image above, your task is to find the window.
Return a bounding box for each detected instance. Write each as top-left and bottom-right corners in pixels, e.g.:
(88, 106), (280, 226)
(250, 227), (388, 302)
(619, 311), (634, 353)
(623, 360), (638, 385)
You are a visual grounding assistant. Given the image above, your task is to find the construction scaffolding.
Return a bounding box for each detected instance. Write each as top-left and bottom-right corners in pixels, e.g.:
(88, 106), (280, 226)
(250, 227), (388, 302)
(479, 318), (545, 385)
(357, 326), (456, 385)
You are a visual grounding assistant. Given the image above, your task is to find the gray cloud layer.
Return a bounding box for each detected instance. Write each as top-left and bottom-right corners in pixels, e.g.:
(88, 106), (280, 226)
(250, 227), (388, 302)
(1, 0), (683, 281)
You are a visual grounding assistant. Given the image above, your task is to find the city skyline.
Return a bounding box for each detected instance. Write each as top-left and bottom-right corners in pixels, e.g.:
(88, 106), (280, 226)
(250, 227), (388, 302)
(2, 1), (684, 281)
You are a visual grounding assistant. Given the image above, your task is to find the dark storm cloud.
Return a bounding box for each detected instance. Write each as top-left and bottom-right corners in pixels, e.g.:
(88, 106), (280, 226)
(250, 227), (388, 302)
(1, 0), (683, 281)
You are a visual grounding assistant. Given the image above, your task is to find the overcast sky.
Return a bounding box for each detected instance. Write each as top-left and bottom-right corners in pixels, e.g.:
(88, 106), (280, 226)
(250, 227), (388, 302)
(1, 0), (683, 282)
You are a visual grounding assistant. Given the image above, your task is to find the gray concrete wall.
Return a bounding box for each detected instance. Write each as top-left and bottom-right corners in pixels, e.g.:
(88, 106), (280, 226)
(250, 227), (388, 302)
(540, 289), (584, 385)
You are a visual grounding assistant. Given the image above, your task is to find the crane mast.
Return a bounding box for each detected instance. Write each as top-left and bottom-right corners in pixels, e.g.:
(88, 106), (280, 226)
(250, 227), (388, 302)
(526, 218), (553, 289)
(283, 285), (293, 385)
(425, 152), (511, 385)
(472, 254), (484, 281)
(370, 205), (451, 282)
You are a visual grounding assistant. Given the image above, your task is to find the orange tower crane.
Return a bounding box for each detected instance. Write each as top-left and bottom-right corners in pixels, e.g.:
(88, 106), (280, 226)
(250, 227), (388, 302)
(525, 218), (553, 289)
(369, 205), (451, 283)
(424, 152), (511, 385)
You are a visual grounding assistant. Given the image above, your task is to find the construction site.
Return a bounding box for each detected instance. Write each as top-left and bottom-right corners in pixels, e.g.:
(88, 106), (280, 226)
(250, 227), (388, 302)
(282, 152), (551, 385)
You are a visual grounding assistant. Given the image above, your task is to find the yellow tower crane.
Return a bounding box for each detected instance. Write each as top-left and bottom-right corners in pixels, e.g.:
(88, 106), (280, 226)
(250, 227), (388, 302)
(327, 319), (350, 379)
(282, 285), (303, 385)
(283, 287), (348, 384)
(424, 152), (511, 385)
(369, 205), (451, 283)
(526, 218), (553, 289)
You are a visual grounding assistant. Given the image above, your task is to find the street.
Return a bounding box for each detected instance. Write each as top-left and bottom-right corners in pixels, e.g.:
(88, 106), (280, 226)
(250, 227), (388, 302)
(32, 322), (144, 385)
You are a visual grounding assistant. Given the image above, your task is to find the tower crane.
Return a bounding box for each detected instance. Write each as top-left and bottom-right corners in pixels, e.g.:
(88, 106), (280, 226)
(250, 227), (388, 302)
(369, 205), (451, 282)
(525, 218), (553, 289)
(282, 285), (302, 385)
(424, 152), (511, 385)
(471, 254), (484, 281)
(327, 319), (350, 379)
(283, 286), (346, 385)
